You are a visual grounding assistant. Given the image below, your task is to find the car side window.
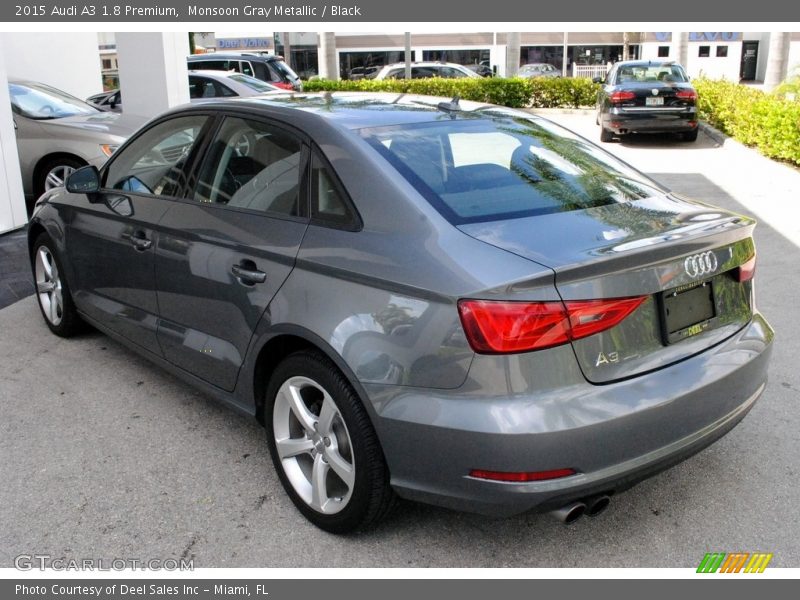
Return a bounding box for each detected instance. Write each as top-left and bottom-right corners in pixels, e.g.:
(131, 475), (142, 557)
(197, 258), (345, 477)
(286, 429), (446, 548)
(192, 117), (303, 217)
(240, 61), (254, 77)
(253, 62), (270, 81)
(103, 115), (208, 197)
(311, 152), (357, 228)
(189, 76), (237, 99)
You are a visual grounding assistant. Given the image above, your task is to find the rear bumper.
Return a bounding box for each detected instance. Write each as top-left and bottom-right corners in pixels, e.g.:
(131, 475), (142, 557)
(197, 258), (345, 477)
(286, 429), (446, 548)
(367, 313), (773, 516)
(602, 107), (698, 134)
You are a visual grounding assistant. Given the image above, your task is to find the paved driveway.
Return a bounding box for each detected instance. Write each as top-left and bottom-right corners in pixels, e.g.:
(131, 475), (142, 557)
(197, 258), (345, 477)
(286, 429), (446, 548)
(1, 114), (799, 568)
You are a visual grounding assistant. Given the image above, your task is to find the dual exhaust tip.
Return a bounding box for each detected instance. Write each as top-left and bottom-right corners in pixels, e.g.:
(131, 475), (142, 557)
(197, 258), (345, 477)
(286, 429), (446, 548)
(551, 494), (611, 524)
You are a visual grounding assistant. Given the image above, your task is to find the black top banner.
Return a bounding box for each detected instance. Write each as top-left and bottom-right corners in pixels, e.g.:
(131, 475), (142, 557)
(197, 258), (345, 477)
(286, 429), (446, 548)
(2, 0), (799, 22)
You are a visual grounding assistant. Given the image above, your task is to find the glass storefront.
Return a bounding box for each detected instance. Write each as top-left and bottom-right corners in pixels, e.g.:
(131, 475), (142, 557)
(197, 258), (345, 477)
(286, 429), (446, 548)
(421, 49), (491, 66)
(274, 42), (319, 79)
(521, 45), (640, 73)
(338, 51), (407, 79)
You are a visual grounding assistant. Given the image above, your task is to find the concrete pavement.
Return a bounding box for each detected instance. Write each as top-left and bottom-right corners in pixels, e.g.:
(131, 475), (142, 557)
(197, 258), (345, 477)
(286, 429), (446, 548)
(1, 117), (799, 568)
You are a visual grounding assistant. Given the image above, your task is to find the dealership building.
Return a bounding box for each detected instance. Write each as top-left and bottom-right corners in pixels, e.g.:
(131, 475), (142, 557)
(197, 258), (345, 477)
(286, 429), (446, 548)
(1, 30), (798, 235)
(195, 31), (800, 82)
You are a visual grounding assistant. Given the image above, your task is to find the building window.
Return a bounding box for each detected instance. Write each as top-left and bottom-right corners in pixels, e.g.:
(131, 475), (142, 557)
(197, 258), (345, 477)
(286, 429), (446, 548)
(101, 59), (112, 70)
(716, 46), (728, 57)
(657, 46), (670, 58)
(699, 46), (710, 58)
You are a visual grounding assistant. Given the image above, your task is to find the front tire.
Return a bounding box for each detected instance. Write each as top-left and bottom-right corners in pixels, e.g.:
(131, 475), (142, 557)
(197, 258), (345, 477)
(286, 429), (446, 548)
(265, 350), (395, 533)
(35, 156), (86, 198)
(31, 233), (84, 337)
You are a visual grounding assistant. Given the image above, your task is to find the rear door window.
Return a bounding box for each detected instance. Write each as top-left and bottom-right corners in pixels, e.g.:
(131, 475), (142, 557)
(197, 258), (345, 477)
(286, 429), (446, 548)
(192, 116), (304, 217)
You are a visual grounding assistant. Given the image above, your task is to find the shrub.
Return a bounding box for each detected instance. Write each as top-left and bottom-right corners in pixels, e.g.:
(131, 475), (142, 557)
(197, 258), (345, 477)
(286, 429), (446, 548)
(302, 76), (600, 109)
(694, 78), (800, 165)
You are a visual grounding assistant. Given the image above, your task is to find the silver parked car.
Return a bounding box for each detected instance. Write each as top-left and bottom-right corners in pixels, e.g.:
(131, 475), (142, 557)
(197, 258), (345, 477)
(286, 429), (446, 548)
(28, 93), (773, 533)
(373, 62), (481, 80)
(86, 71), (283, 113)
(518, 63), (561, 78)
(9, 79), (144, 213)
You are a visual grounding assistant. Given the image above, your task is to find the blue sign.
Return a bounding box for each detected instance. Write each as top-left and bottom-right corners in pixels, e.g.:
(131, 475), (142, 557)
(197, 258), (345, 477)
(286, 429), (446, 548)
(217, 38), (272, 49)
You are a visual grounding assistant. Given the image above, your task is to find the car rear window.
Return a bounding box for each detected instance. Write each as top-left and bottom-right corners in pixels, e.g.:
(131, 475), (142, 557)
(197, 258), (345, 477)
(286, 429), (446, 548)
(360, 115), (661, 224)
(270, 59), (299, 80)
(615, 64), (688, 83)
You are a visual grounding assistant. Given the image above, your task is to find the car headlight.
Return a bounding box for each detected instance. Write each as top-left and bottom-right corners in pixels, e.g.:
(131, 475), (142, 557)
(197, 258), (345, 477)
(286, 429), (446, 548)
(100, 144), (119, 157)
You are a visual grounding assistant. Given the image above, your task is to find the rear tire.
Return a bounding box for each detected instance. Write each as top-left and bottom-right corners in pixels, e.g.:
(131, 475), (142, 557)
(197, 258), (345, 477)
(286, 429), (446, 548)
(682, 129), (699, 142)
(31, 233), (84, 337)
(264, 350), (396, 533)
(600, 127), (614, 143)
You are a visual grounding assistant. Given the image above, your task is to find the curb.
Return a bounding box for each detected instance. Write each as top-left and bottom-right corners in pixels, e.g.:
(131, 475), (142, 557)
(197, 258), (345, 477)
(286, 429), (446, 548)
(698, 122), (730, 146)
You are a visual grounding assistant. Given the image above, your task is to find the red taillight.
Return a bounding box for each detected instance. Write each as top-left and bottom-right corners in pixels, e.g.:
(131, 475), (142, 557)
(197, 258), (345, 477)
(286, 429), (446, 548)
(676, 89), (698, 101)
(458, 296), (646, 354)
(566, 297), (647, 340)
(458, 300), (570, 353)
(736, 254), (757, 282)
(469, 468), (577, 482)
(610, 90), (636, 103)
(273, 82), (294, 90)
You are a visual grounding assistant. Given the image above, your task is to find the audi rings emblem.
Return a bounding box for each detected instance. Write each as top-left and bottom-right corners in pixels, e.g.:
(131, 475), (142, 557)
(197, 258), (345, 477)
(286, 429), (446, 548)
(684, 252), (718, 278)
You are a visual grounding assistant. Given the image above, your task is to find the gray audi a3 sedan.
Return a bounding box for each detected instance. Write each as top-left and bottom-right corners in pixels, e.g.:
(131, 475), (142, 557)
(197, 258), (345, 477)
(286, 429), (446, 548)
(27, 93), (773, 533)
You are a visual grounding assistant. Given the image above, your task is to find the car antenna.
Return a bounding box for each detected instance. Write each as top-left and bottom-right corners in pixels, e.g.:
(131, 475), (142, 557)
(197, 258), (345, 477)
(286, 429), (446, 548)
(437, 95), (461, 116)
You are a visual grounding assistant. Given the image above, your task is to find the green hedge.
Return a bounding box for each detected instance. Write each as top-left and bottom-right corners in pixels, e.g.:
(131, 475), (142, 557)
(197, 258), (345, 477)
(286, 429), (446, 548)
(694, 78), (800, 165)
(302, 77), (600, 109)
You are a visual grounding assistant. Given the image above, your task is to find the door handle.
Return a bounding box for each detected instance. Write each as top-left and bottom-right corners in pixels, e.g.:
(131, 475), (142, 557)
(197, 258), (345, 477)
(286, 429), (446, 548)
(130, 231), (152, 251)
(231, 262), (266, 285)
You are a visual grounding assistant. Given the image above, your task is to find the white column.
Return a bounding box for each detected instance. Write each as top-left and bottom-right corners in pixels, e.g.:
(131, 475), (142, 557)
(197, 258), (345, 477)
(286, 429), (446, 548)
(0, 50), (27, 233)
(116, 32), (190, 118)
(506, 32), (521, 77)
(764, 32), (791, 91)
(675, 32), (689, 69)
(318, 33), (338, 80)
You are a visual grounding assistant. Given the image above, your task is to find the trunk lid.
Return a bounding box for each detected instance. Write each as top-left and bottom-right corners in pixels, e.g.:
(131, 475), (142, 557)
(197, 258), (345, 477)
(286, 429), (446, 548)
(458, 193), (756, 383)
(614, 81), (696, 110)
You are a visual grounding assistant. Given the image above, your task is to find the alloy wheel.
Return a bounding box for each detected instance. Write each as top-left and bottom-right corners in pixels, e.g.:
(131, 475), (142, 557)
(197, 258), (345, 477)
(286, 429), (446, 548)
(35, 246), (63, 326)
(272, 375), (355, 515)
(44, 165), (76, 191)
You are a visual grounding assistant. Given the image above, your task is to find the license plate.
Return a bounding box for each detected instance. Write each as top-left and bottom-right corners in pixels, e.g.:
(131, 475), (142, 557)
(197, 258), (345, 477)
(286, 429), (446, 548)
(659, 281), (716, 344)
(646, 97), (664, 106)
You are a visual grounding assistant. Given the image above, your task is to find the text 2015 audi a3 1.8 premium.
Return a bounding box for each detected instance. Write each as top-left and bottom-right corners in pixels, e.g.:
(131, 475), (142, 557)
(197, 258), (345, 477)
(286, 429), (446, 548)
(27, 93), (773, 533)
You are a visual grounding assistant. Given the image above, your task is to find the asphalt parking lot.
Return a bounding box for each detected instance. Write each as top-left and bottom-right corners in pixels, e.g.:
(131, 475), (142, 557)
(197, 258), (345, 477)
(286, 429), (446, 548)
(1, 113), (799, 568)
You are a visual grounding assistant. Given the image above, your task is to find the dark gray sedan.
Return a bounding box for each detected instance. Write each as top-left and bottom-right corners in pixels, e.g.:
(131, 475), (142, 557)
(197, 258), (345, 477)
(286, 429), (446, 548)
(27, 93), (773, 533)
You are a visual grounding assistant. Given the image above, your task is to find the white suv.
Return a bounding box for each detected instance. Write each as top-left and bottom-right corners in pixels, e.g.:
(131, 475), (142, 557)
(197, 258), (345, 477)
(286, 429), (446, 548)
(372, 62), (480, 80)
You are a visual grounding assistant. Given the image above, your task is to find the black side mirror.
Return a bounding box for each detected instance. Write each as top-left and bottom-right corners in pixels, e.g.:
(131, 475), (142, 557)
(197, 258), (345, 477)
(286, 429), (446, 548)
(66, 165), (100, 194)
(592, 76), (604, 84)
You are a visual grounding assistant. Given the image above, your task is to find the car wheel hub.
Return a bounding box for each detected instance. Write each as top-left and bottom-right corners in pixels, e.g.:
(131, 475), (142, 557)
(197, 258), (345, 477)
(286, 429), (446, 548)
(44, 165), (77, 191)
(273, 376), (355, 515)
(35, 246), (63, 326)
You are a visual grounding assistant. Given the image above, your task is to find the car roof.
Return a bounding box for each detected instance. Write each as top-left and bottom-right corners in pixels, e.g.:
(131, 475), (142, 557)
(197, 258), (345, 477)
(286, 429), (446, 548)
(168, 92), (510, 131)
(382, 62), (467, 69)
(188, 52), (279, 62)
(188, 69), (252, 80)
(613, 60), (681, 68)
